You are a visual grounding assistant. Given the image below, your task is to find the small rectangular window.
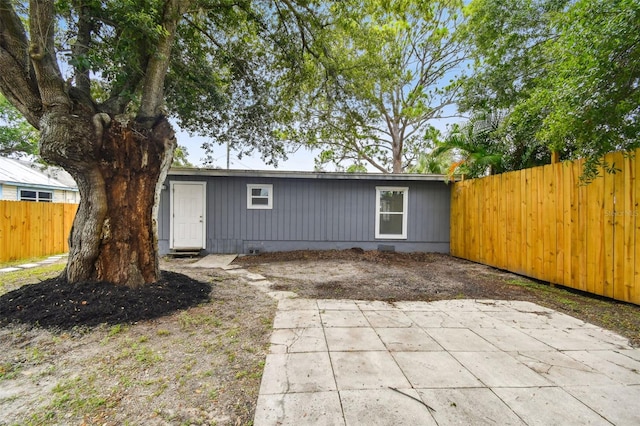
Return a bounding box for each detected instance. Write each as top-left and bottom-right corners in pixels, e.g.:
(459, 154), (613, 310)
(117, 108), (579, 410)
(19, 189), (52, 202)
(247, 184), (273, 209)
(375, 187), (408, 239)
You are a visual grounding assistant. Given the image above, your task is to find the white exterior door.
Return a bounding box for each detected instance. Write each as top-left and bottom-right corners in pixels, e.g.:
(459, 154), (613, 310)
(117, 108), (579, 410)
(170, 182), (206, 249)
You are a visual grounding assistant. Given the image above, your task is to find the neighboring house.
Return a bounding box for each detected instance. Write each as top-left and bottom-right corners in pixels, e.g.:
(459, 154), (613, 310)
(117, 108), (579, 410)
(0, 157), (79, 203)
(158, 168), (451, 255)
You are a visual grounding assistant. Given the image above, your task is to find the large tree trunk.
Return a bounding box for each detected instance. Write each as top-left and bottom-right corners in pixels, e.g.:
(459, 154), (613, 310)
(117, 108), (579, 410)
(40, 111), (176, 287)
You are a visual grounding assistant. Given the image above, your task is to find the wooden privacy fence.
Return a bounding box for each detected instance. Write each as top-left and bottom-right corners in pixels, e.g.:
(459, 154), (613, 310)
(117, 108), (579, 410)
(451, 149), (640, 305)
(0, 201), (77, 263)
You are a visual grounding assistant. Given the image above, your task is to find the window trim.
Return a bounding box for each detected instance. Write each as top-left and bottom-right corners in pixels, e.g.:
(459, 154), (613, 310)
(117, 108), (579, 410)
(19, 188), (53, 202)
(375, 186), (408, 239)
(247, 184), (273, 210)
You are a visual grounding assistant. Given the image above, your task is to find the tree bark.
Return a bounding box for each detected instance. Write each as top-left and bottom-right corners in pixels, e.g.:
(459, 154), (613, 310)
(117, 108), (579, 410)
(40, 111), (176, 287)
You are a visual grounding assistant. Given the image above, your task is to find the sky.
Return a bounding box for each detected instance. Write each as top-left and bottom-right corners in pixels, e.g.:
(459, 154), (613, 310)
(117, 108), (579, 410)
(175, 129), (320, 171)
(176, 115), (463, 173)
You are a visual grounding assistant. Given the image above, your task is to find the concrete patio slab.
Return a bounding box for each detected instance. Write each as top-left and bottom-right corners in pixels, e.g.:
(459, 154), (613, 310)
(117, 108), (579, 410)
(565, 385), (640, 425)
(376, 327), (442, 352)
(471, 325), (555, 351)
(187, 254), (237, 268)
(272, 310), (321, 329)
(259, 352), (335, 394)
(324, 327), (386, 351)
(362, 309), (413, 327)
(331, 350), (411, 390)
(320, 310), (369, 327)
(512, 350), (619, 386)
(393, 351), (483, 388)
(269, 327), (328, 354)
(451, 351), (551, 387)
(254, 299), (639, 426)
(255, 391), (343, 426)
(340, 388), (436, 425)
(425, 328), (499, 352)
(417, 388), (525, 425)
(492, 387), (611, 425)
(404, 310), (464, 328)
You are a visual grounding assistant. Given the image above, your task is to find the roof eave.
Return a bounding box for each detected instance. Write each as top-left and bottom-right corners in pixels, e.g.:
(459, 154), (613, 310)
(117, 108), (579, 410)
(168, 167), (451, 182)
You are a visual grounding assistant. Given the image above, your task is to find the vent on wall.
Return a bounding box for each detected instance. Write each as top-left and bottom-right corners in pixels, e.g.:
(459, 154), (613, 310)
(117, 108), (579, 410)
(377, 244), (395, 252)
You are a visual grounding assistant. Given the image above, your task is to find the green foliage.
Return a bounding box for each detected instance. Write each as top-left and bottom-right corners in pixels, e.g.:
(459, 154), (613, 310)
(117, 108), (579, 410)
(0, 93), (39, 157)
(286, 0), (469, 173)
(172, 145), (193, 167)
(3, 1), (333, 166)
(462, 0), (640, 179)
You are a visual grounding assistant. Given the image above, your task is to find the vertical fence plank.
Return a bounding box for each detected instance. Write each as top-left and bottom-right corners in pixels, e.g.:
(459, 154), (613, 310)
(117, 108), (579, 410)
(629, 149), (640, 305)
(603, 158), (616, 298)
(569, 162), (581, 290)
(622, 154), (635, 303)
(523, 168), (532, 276)
(553, 163), (564, 285)
(542, 165), (556, 283)
(585, 164), (605, 297)
(533, 166), (544, 280)
(610, 152), (628, 301)
(578, 160), (589, 292)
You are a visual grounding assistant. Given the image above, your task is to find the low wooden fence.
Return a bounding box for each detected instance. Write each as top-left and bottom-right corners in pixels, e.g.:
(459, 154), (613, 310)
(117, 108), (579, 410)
(451, 149), (640, 305)
(0, 201), (77, 263)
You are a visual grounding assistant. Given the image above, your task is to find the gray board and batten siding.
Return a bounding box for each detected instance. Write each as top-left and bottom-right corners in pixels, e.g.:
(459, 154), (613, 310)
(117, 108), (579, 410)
(158, 169), (451, 255)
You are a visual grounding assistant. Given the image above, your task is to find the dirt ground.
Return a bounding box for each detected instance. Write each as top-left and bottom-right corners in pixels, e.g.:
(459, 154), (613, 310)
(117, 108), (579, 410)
(0, 260), (276, 425)
(235, 249), (640, 347)
(1, 250), (639, 425)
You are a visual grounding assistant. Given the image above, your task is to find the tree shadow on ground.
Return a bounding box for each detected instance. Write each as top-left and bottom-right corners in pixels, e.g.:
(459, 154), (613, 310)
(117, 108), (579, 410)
(0, 271), (211, 329)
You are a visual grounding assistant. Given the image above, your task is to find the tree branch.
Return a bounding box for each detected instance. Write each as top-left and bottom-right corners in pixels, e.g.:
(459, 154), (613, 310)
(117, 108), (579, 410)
(137, 0), (183, 125)
(0, 0), (42, 127)
(28, 0), (71, 114)
(71, 2), (93, 97)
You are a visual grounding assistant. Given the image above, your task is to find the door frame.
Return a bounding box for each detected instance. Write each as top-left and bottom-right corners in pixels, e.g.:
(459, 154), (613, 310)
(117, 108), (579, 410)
(169, 181), (207, 250)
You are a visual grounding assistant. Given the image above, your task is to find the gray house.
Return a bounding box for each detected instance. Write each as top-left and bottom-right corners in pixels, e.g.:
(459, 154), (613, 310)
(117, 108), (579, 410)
(158, 168), (451, 255)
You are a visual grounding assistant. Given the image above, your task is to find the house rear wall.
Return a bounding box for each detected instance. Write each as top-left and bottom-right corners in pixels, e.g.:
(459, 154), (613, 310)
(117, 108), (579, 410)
(159, 175), (451, 254)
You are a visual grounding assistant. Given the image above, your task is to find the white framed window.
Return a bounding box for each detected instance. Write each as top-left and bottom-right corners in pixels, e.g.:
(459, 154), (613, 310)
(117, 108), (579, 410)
(375, 186), (408, 239)
(247, 184), (273, 209)
(19, 189), (53, 202)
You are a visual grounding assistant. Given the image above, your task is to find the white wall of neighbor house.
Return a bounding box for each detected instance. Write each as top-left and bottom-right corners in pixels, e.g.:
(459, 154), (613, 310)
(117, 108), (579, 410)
(0, 184), (18, 201)
(0, 184), (79, 203)
(55, 189), (80, 203)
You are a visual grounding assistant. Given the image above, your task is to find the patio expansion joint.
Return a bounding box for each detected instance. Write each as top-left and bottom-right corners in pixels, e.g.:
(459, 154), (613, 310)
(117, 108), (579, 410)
(321, 305), (347, 424)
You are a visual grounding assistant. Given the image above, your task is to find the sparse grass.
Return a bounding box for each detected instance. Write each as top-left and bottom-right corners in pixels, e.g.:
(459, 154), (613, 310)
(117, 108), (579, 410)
(0, 261), (276, 425)
(0, 254), (66, 269)
(505, 275), (640, 345)
(0, 263), (66, 295)
(0, 362), (21, 381)
(177, 311), (223, 329)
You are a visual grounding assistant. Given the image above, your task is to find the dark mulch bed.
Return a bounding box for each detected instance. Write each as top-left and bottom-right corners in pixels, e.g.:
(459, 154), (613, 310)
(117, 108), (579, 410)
(0, 271), (211, 329)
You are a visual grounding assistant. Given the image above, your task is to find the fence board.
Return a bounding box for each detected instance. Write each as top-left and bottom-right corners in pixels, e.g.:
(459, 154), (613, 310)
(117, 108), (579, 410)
(623, 154), (636, 302)
(0, 201), (77, 263)
(611, 152), (626, 301)
(450, 148), (640, 305)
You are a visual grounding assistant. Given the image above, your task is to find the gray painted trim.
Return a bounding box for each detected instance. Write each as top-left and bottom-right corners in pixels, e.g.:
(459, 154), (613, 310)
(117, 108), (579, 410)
(169, 167), (449, 182)
(6, 182), (78, 192)
(237, 240), (448, 254)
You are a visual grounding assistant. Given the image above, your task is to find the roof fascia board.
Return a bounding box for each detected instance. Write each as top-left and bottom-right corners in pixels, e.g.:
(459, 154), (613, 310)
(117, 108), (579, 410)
(168, 168), (450, 182)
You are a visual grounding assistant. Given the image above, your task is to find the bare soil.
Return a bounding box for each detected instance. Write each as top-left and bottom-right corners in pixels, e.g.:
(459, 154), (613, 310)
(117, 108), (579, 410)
(1, 250), (639, 425)
(236, 249), (640, 347)
(0, 260), (276, 425)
